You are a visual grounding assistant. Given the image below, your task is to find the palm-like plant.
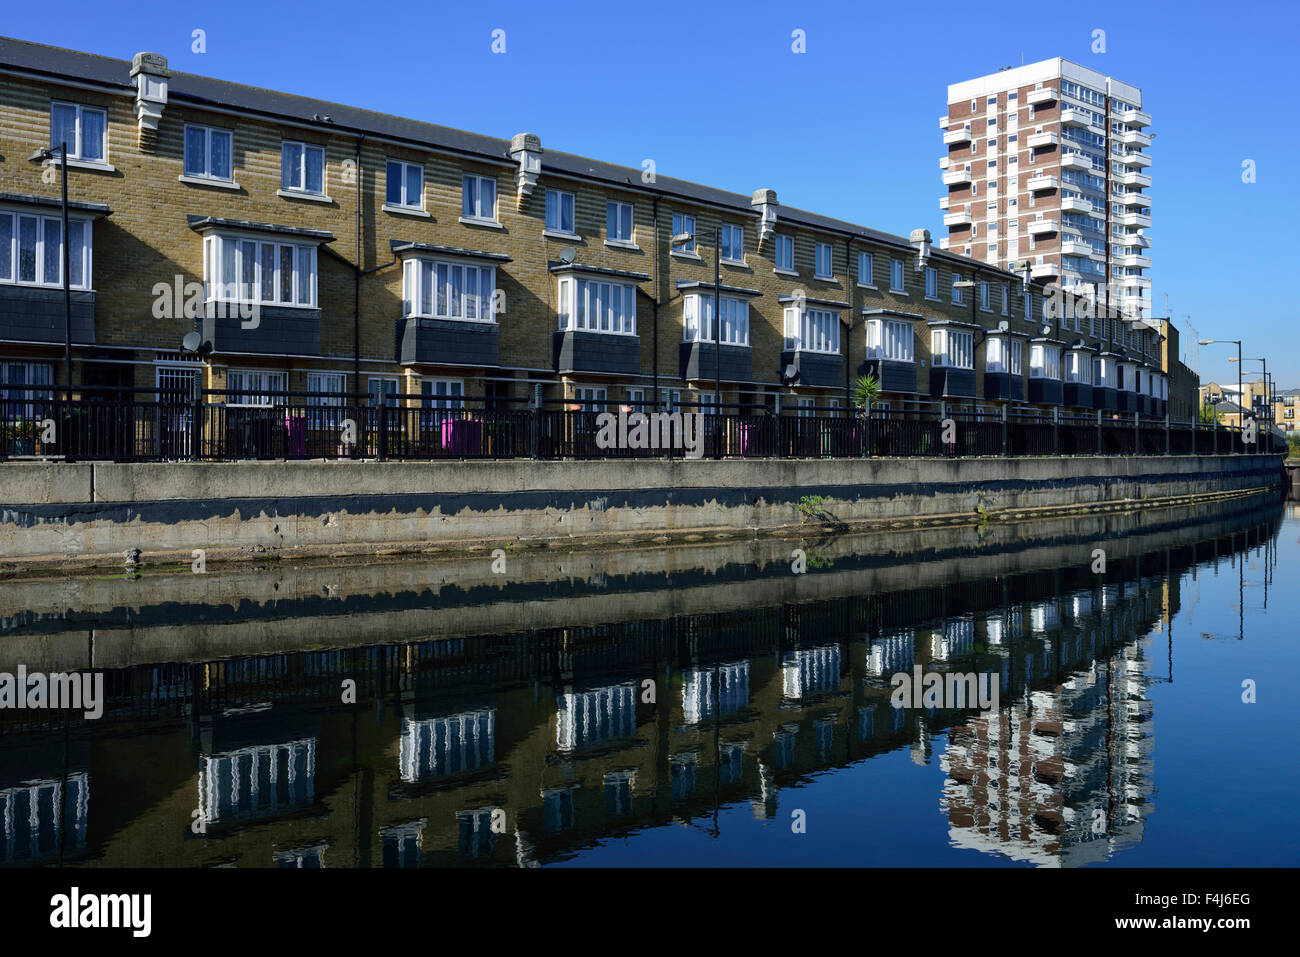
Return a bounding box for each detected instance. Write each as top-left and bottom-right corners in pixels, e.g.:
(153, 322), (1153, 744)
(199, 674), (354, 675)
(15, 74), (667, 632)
(853, 373), (880, 418)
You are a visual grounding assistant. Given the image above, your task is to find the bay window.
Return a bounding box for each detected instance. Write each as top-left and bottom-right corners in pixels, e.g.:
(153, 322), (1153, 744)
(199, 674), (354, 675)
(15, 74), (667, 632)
(557, 276), (636, 334)
(783, 306), (840, 354)
(1064, 351), (1092, 383)
(931, 328), (974, 369)
(0, 211), (93, 289)
(683, 294), (749, 346)
(1093, 356), (1117, 389)
(1028, 342), (1060, 378)
(204, 234), (317, 306)
(402, 258), (497, 321)
(865, 318), (913, 362)
(987, 337), (1024, 375)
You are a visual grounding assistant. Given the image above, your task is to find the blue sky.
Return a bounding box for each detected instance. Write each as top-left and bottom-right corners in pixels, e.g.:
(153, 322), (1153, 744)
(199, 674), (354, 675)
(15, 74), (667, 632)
(6, 0), (1297, 386)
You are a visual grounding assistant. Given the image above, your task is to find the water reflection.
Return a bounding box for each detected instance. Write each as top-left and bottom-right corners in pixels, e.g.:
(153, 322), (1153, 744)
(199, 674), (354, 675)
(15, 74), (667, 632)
(0, 491), (1289, 867)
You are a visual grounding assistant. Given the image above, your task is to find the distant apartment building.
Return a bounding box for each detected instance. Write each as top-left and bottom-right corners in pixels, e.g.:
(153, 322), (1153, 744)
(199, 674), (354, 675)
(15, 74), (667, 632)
(941, 58), (1151, 322)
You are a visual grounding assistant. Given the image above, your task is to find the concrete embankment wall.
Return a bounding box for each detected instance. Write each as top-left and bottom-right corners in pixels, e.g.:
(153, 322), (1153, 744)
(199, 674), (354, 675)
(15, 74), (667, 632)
(0, 454), (1284, 569)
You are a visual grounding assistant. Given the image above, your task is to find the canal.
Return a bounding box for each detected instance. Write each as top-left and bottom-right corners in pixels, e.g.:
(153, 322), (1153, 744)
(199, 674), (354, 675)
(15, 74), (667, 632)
(0, 488), (1294, 868)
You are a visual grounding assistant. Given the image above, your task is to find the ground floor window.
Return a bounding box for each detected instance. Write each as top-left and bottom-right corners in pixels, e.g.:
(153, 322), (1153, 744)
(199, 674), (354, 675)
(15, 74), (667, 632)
(226, 369), (287, 406)
(1, 360), (54, 420)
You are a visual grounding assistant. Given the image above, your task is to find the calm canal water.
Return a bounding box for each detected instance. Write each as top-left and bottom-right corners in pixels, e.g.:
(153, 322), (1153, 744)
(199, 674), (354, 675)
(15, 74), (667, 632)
(1, 491), (1295, 868)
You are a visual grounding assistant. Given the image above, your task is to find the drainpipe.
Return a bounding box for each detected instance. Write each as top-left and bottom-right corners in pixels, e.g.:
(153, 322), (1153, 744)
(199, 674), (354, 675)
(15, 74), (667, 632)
(652, 196), (660, 409)
(354, 134), (364, 389)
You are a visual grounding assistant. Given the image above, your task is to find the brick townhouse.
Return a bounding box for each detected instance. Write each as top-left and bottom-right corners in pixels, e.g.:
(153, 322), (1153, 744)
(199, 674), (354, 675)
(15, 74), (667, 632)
(0, 35), (1172, 444)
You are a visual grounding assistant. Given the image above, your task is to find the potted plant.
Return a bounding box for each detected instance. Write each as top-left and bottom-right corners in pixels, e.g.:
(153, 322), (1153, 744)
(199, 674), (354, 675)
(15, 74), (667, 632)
(852, 373), (880, 457)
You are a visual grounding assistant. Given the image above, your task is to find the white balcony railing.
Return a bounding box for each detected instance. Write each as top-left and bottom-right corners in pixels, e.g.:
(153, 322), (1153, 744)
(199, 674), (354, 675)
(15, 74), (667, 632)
(942, 169), (972, 186)
(943, 127), (972, 145)
(1117, 170), (1151, 188)
(1120, 129), (1152, 148)
(1060, 153), (1093, 171)
(1116, 108), (1151, 128)
(1059, 195), (1093, 213)
(1027, 174), (1059, 191)
(1026, 87), (1056, 105)
(1026, 219), (1059, 235)
(1119, 151), (1151, 168)
(944, 209), (973, 227)
(1031, 262), (1059, 278)
(1027, 131), (1059, 149)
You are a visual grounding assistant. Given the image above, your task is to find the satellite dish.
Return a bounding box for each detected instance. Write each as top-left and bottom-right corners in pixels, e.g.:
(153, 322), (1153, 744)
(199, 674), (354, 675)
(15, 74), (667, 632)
(557, 246), (577, 265)
(181, 332), (202, 353)
(782, 363), (799, 384)
(996, 320), (1009, 332)
(1041, 324), (1052, 336)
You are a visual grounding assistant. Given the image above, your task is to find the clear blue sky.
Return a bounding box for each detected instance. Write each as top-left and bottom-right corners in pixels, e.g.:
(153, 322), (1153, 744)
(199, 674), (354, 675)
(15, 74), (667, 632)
(6, 0), (1297, 386)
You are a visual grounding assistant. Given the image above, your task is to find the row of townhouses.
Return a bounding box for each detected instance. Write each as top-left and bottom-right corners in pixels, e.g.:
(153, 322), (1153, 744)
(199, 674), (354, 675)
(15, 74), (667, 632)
(0, 36), (1175, 422)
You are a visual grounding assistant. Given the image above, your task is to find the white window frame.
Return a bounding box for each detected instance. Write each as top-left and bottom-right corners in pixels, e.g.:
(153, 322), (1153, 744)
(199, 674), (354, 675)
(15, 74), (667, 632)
(925, 266), (939, 300)
(931, 328), (974, 369)
(683, 294), (749, 346)
(774, 234), (794, 272)
(889, 258), (905, 293)
(402, 257), (498, 322)
(462, 174), (498, 223)
(422, 378), (465, 409)
(987, 336), (1024, 375)
(547, 189), (577, 235)
(1064, 351), (1092, 384)
(183, 124), (234, 182)
(203, 233), (318, 307)
(0, 209), (94, 290)
(671, 212), (696, 254)
(783, 306), (840, 354)
(280, 140), (326, 195)
(557, 275), (637, 335)
(49, 101), (106, 163)
(575, 386), (607, 413)
(226, 369), (288, 407)
(857, 251), (874, 287)
(385, 159), (425, 210)
(306, 371), (346, 406)
(814, 242), (833, 279)
(952, 273), (965, 305)
(606, 201), (634, 244)
(720, 224), (745, 264)
(865, 318), (914, 362)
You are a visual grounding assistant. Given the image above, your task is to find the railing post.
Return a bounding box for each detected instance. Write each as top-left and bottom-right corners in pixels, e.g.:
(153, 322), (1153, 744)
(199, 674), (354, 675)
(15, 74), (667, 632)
(1213, 415), (1218, 455)
(1001, 403), (1009, 458)
(1095, 408), (1102, 454)
(1134, 410), (1140, 455)
(775, 392), (783, 459)
(192, 392), (203, 461)
(1052, 406), (1059, 456)
(1164, 412), (1170, 456)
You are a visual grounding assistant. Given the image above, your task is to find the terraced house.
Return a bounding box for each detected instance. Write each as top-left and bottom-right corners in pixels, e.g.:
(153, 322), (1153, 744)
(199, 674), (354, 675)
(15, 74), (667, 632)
(0, 35), (1172, 457)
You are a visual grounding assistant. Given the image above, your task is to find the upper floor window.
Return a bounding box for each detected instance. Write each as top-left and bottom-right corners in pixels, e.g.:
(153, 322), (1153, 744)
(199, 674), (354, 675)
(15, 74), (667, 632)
(931, 328), (974, 369)
(720, 224), (744, 263)
(184, 125), (233, 181)
(0, 211), (93, 289)
(775, 235), (794, 271)
(925, 266), (938, 299)
(783, 306), (840, 354)
(203, 234), (317, 307)
(386, 160), (424, 210)
(857, 251), (873, 286)
(814, 242), (833, 279)
(683, 294), (749, 346)
(281, 141), (325, 194)
(1064, 351), (1092, 383)
(890, 258), (905, 293)
(671, 212), (696, 253)
(402, 259), (496, 321)
(1001, 285), (1009, 314)
(979, 281), (990, 310)
(865, 318), (913, 362)
(49, 102), (106, 162)
(547, 189), (576, 234)
(952, 273), (965, 305)
(462, 174), (497, 222)
(606, 201), (634, 243)
(557, 275), (636, 334)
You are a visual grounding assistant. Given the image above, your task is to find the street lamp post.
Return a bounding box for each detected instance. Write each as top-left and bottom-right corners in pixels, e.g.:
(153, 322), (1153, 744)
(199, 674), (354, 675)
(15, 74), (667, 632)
(1230, 357), (1270, 425)
(1199, 338), (1243, 431)
(28, 142), (72, 393)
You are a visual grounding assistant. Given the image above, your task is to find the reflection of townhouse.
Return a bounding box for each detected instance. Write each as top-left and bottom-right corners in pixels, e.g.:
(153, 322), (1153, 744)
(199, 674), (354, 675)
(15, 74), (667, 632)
(0, 35), (1172, 431)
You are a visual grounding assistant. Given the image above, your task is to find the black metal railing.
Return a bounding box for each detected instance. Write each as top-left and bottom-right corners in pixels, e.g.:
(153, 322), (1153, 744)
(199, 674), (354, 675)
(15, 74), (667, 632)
(0, 387), (1286, 462)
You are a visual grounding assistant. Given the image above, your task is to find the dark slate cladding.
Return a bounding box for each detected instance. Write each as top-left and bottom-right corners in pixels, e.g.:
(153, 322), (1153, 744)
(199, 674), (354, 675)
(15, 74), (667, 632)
(678, 341), (752, 383)
(930, 367), (976, 399)
(781, 350), (843, 389)
(1063, 382), (1092, 408)
(0, 287), (94, 344)
(553, 331), (639, 375)
(1093, 387), (1118, 411)
(400, 318), (499, 366)
(1118, 391), (1138, 413)
(984, 372), (1025, 402)
(1028, 377), (1063, 405)
(201, 303), (321, 356)
(864, 358), (916, 394)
